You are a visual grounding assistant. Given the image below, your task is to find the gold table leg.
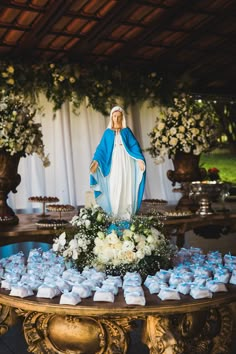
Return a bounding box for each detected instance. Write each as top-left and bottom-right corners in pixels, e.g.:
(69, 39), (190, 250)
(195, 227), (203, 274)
(142, 306), (234, 354)
(0, 304), (19, 336)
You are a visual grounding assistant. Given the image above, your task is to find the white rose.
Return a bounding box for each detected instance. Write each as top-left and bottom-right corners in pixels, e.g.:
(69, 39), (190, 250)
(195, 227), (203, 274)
(133, 234), (141, 242)
(136, 249), (145, 260)
(144, 245), (152, 256)
(169, 137), (178, 146)
(176, 133), (184, 140)
(94, 238), (104, 248)
(63, 249), (71, 258)
(52, 241), (60, 252)
(58, 232), (67, 246)
(191, 128), (199, 136)
(72, 249), (79, 260)
(173, 111), (179, 118)
(112, 258), (122, 266)
(123, 250), (136, 263)
(162, 136), (168, 143)
(188, 118), (195, 125)
(106, 231), (119, 244)
(193, 148), (202, 155)
(183, 145), (191, 153)
(113, 241), (122, 250)
(157, 122), (165, 130)
(93, 245), (102, 255)
(123, 229), (133, 239)
(170, 127), (177, 135)
(147, 235), (154, 244)
(101, 247), (114, 262)
(85, 219), (91, 228)
(122, 240), (135, 251)
(154, 131), (161, 138)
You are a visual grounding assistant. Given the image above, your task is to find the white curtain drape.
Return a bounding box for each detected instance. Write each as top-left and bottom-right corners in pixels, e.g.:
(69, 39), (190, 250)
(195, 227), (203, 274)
(8, 95), (180, 212)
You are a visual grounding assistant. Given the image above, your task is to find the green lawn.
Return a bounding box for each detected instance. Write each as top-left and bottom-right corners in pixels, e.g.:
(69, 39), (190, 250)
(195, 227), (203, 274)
(200, 149), (236, 184)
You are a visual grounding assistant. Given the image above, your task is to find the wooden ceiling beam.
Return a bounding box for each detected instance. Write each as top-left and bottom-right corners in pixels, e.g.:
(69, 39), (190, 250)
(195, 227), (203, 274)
(151, 4), (236, 73)
(12, 0), (75, 56)
(98, 0), (202, 65)
(167, 36), (236, 83)
(0, 0), (44, 13)
(68, 0), (140, 56)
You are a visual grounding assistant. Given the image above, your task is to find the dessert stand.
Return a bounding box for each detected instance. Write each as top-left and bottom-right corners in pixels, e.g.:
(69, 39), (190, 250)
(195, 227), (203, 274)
(35, 204), (75, 229)
(28, 196), (59, 217)
(46, 204), (75, 220)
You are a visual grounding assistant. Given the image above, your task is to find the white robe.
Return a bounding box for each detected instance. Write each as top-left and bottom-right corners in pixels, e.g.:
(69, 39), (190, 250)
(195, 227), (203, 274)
(108, 132), (142, 219)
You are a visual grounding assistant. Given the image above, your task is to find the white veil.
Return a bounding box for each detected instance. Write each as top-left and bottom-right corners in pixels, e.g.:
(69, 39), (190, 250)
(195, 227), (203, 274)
(107, 106), (127, 129)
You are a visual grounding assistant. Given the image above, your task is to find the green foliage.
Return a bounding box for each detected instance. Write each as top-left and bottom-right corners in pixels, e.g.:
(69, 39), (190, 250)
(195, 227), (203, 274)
(0, 61), (178, 115)
(201, 150), (236, 183)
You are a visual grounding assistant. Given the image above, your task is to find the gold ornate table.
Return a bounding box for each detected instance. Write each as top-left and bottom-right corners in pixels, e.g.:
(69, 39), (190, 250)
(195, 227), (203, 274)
(0, 286), (236, 353)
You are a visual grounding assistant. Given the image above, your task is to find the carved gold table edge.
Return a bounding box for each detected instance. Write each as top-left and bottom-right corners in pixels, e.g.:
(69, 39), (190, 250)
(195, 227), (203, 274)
(0, 289), (236, 354)
(1, 288), (236, 315)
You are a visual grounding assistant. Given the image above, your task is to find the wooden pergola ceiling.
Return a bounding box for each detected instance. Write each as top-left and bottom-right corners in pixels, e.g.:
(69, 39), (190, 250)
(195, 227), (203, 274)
(0, 0), (236, 96)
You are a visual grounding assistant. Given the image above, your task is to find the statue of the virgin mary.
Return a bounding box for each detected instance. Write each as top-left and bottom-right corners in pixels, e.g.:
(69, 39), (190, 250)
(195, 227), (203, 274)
(90, 106), (146, 219)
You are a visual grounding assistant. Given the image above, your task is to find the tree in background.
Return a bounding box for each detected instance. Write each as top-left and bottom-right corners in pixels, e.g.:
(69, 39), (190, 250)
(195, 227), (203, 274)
(214, 102), (236, 153)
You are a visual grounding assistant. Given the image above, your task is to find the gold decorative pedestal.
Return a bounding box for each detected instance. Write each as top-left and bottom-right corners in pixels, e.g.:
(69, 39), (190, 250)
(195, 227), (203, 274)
(167, 151), (206, 186)
(167, 151), (207, 211)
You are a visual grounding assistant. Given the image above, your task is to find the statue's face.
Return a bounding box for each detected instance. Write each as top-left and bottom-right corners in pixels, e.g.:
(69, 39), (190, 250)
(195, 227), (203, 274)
(112, 111), (123, 129)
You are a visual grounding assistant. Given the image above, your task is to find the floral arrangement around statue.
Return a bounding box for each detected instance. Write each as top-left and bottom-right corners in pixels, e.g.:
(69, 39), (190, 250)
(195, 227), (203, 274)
(147, 94), (220, 164)
(0, 91), (50, 166)
(52, 205), (176, 278)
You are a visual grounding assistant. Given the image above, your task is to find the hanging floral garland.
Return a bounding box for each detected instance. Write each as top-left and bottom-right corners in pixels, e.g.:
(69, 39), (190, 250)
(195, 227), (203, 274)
(0, 61), (176, 115)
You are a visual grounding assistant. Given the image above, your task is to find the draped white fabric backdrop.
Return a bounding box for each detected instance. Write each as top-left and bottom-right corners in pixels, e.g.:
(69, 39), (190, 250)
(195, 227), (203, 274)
(8, 95), (180, 212)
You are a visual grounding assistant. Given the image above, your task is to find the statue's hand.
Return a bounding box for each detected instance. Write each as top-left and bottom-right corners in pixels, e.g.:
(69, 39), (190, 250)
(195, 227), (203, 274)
(90, 160), (98, 173)
(138, 160), (145, 171)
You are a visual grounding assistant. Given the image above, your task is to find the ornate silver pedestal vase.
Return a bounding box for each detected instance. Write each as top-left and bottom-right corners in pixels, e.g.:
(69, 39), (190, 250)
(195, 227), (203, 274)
(189, 181), (225, 215)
